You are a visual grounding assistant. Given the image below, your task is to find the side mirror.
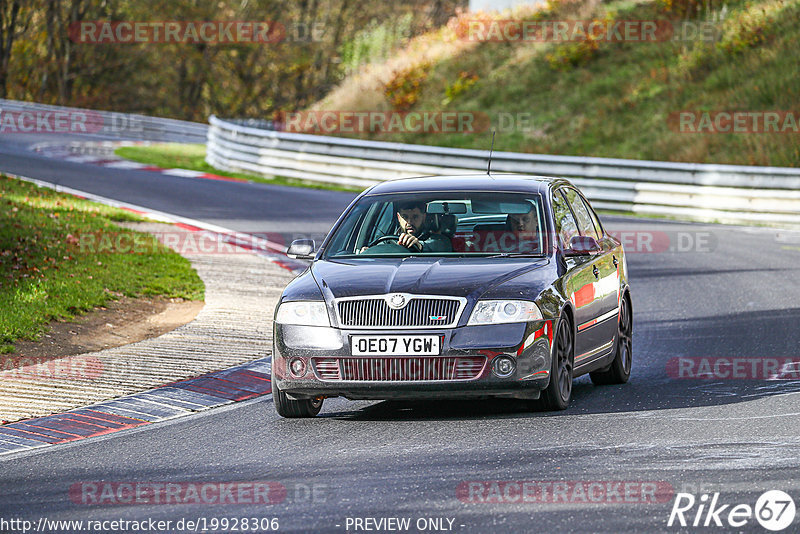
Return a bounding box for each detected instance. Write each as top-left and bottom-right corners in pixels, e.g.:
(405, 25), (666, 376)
(287, 239), (315, 259)
(564, 235), (600, 256)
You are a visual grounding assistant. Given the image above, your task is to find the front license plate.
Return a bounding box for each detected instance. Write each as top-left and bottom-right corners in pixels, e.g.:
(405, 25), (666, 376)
(351, 335), (440, 356)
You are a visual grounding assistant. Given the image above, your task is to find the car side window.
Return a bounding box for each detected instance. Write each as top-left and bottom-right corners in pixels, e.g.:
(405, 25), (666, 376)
(562, 188), (599, 241)
(552, 189), (580, 249)
(581, 195), (604, 239)
(365, 202), (396, 244)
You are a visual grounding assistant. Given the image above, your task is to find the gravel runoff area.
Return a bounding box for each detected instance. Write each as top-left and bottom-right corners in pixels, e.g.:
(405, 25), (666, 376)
(0, 222), (295, 423)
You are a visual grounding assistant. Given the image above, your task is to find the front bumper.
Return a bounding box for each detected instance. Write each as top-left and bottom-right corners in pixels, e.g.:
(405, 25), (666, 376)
(272, 321), (554, 401)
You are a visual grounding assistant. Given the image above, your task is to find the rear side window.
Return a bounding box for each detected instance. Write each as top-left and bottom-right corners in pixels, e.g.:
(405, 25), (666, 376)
(552, 190), (580, 249)
(582, 196), (604, 238)
(562, 188), (599, 241)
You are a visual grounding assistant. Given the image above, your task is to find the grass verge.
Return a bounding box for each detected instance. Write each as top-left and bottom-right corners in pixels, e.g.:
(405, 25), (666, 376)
(0, 175), (204, 354)
(115, 143), (365, 193)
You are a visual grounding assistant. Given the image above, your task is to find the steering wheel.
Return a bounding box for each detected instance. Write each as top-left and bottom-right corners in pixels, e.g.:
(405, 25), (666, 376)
(366, 231), (431, 249)
(367, 235), (402, 248)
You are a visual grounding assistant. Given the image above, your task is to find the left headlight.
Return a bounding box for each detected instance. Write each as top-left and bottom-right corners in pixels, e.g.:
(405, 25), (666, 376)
(275, 301), (330, 326)
(467, 300), (543, 325)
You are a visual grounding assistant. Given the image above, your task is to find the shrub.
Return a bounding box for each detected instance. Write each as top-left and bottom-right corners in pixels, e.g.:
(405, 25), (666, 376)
(656, 0), (710, 18)
(384, 63), (431, 110)
(443, 71), (479, 104)
(545, 32), (599, 70)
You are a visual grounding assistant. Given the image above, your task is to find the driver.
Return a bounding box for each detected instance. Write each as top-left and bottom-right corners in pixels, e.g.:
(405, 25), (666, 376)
(362, 201), (452, 253)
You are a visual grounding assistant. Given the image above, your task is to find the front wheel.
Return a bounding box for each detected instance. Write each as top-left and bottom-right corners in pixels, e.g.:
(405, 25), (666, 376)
(272, 380), (322, 418)
(537, 314), (574, 411)
(590, 294), (632, 385)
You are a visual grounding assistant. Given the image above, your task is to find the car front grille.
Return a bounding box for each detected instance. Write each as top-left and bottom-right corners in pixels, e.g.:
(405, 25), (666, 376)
(311, 356), (486, 381)
(336, 296), (463, 328)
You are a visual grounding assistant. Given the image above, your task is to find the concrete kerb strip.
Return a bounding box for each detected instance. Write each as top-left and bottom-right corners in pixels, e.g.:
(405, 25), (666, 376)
(0, 173), (300, 455)
(0, 359), (275, 456)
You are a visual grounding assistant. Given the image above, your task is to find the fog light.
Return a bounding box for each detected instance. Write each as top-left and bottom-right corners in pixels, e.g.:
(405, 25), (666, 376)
(289, 358), (307, 378)
(493, 356), (516, 378)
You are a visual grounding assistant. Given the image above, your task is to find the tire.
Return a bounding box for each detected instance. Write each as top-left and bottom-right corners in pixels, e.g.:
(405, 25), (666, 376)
(590, 294), (632, 385)
(537, 313), (574, 411)
(272, 380), (322, 418)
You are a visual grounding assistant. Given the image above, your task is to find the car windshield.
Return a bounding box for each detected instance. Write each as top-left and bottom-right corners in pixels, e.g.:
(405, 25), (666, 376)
(323, 191), (546, 258)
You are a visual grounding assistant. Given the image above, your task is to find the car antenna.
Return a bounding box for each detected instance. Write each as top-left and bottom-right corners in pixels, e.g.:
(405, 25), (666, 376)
(486, 129), (496, 177)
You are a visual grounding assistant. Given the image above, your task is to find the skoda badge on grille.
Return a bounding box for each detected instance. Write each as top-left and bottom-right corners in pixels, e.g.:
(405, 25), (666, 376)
(387, 293), (407, 309)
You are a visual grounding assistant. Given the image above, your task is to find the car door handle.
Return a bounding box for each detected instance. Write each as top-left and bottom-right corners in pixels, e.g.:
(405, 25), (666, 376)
(592, 265), (599, 278)
(613, 255), (619, 267)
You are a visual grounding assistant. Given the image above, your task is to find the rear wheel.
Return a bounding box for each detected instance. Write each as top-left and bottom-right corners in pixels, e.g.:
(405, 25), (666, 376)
(590, 295), (632, 385)
(537, 314), (574, 411)
(272, 380), (322, 418)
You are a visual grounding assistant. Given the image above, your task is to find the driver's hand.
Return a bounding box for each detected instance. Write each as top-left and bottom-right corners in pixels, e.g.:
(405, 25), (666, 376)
(398, 232), (422, 251)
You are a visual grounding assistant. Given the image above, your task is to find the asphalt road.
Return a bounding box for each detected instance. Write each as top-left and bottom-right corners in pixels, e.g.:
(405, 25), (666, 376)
(0, 133), (353, 239)
(2, 132), (800, 533)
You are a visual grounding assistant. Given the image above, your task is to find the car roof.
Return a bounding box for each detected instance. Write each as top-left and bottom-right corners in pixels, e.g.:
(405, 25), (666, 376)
(363, 174), (571, 196)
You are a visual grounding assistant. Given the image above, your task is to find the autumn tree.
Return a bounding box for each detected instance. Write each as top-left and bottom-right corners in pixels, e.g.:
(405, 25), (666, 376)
(4, 0), (466, 119)
(0, 0), (30, 98)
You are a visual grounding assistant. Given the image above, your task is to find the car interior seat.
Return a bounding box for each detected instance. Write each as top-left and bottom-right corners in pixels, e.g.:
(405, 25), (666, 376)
(471, 222), (507, 233)
(436, 214), (457, 238)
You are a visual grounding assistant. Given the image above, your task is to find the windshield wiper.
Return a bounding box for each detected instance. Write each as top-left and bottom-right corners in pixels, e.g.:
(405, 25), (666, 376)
(483, 252), (546, 259)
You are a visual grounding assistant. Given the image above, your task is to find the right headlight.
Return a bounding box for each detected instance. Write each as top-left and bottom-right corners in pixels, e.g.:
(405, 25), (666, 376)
(467, 300), (543, 326)
(275, 301), (330, 327)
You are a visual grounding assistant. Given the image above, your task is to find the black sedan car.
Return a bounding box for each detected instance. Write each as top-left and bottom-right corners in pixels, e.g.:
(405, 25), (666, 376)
(272, 175), (632, 417)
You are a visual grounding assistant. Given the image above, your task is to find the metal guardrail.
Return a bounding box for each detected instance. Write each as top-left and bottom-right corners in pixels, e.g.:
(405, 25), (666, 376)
(207, 116), (800, 226)
(0, 99), (207, 143)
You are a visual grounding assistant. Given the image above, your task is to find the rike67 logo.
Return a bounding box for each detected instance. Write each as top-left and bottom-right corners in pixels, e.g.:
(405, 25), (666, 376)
(668, 490), (796, 531)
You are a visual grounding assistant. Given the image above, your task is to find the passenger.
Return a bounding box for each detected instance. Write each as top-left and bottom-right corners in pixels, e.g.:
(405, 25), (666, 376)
(507, 204), (539, 233)
(504, 203), (540, 253)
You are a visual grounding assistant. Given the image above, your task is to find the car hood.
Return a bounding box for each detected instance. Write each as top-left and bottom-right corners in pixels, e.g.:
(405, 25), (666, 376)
(310, 257), (552, 301)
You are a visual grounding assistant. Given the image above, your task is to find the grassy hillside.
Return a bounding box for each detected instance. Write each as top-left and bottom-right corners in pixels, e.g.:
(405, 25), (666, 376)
(310, 0), (800, 167)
